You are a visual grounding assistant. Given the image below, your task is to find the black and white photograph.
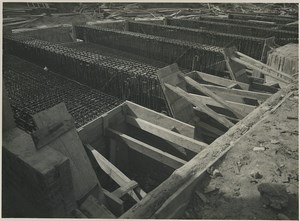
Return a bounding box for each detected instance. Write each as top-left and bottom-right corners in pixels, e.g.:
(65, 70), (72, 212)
(2, 1), (299, 219)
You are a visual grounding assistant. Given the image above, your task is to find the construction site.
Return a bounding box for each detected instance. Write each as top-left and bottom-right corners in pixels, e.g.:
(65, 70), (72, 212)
(2, 2), (299, 219)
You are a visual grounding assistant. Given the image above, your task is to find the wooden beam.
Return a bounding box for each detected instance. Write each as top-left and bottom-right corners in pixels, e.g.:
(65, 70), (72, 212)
(192, 71), (249, 90)
(125, 115), (208, 154)
(123, 101), (195, 139)
(182, 75), (245, 119)
(79, 195), (115, 218)
(85, 144), (145, 202)
(86, 144), (130, 186)
(103, 189), (124, 217)
(32, 120), (74, 149)
(236, 51), (294, 82)
(156, 63), (195, 124)
(198, 83), (271, 101)
(32, 103), (102, 202)
(195, 120), (225, 137)
(227, 83), (239, 89)
(194, 107), (239, 124)
(112, 180), (139, 199)
(251, 82), (278, 94)
(107, 128), (187, 170)
(232, 57), (292, 84)
(164, 84), (234, 128)
(189, 94), (255, 116)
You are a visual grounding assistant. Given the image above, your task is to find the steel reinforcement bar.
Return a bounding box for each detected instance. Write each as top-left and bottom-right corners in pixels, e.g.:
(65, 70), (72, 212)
(74, 25), (225, 73)
(62, 42), (167, 69)
(166, 18), (298, 45)
(127, 21), (272, 61)
(4, 55), (122, 132)
(198, 16), (298, 32)
(4, 35), (168, 113)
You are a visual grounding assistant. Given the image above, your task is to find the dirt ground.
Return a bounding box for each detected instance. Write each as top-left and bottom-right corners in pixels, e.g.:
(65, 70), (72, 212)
(184, 88), (299, 219)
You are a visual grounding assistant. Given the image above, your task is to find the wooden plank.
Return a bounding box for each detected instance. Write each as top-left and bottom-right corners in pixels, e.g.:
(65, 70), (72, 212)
(77, 115), (104, 146)
(251, 82), (279, 94)
(194, 107), (239, 124)
(227, 83), (239, 89)
(109, 139), (117, 166)
(182, 75), (245, 119)
(112, 180), (139, 198)
(32, 103), (101, 202)
(124, 101), (195, 139)
(103, 189), (124, 216)
(153, 175), (199, 219)
(164, 84), (234, 128)
(195, 120), (225, 137)
(223, 47), (250, 83)
(199, 83), (271, 101)
(85, 144), (144, 202)
(79, 195), (115, 218)
(191, 71), (249, 90)
(102, 104), (125, 132)
(126, 116), (208, 154)
(236, 51), (294, 82)
(156, 64), (180, 116)
(85, 144), (130, 186)
(156, 64), (195, 124)
(32, 120), (74, 149)
(107, 128), (187, 170)
(232, 57), (292, 84)
(190, 94), (255, 116)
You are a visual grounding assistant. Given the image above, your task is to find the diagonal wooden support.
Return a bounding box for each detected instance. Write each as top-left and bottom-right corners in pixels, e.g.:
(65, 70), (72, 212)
(189, 94), (255, 116)
(197, 83), (271, 102)
(164, 83), (234, 129)
(232, 57), (292, 84)
(223, 47), (249, 83)
(85, 144), (145, 202)
(125, 115), (208, 153)
(235, 51), (294, 83)
(112, 180), (139, 198)
(107, 128), (187, 170)
(193, 71), (249, 90)
(179, 73), (245, 119)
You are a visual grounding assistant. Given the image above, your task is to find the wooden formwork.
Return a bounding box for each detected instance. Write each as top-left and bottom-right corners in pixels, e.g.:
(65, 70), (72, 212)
(156, 63), (280, 143)
(119, 84), (295, 219)
(3, 99), (208, 218)
(3, 79), (295, 218)
(78, 101), (209, 211)
(76, 80), (295, 218)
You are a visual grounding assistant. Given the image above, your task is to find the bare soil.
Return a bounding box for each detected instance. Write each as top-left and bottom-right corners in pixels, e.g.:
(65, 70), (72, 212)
(184, 90), (299, 219)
